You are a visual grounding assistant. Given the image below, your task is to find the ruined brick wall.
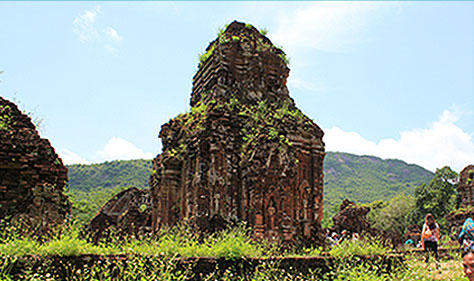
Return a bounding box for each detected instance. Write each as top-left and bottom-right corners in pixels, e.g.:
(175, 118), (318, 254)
(404, 224), (422, 244)
(330, 199), (402, 247)
(446, 165), (474, 239)
(150, 21), (325, 244)
(446, 208), (474, 240)
(0, 97), (70, 233)
(458, 165), (474, 208)
(331, 199), (372, 235)
(88, 187), (152, 242)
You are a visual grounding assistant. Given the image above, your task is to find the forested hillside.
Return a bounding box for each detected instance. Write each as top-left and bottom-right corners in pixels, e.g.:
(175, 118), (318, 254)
(323, 152), (434, 212)
(66, 159), (152, 225)
(67, 159), (152, 191)
(66, 153), (434, 222)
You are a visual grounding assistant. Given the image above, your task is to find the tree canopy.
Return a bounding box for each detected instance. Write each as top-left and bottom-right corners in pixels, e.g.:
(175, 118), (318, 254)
(409, 166), (458, 231)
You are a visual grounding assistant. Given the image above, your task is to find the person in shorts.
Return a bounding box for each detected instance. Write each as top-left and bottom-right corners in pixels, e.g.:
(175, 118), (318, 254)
(421, 213), (439, 264)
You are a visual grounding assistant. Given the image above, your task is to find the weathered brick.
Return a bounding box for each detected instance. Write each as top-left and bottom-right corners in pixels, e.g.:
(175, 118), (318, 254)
(149, 21), (326, 245)
(0, 97), (70, 235)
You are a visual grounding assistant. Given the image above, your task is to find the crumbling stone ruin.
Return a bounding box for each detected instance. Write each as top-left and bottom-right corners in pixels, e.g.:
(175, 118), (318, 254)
(457, 165), (474, 208)
(403, 224), (421, 245)
(150, 21), (325, 245)
(0, 97), (70, 234)
(446, 209), (474, 240)
(330, 199), (372, 235)
(329, 199), (402, 247)
(87, 187), (152, 243)
(446, 165), (474, 239)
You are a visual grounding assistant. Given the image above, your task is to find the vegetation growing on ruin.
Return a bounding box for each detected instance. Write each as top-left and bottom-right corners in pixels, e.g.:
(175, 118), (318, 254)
(278, 52), (290, 65)
(0, 105), (11, 130)
(198, 44), (215, 67)
(238, 100), (298, 156)
(161, 93), (212, 161)
(200, 23), (290, 69)
(221, 96), (312, 157)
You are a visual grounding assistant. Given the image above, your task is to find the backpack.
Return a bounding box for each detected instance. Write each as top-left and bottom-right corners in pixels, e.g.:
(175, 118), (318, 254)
(459, 217), (474, 241)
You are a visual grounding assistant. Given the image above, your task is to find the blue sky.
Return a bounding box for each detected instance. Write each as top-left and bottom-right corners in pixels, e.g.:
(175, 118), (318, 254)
(0, 2), (472, 172)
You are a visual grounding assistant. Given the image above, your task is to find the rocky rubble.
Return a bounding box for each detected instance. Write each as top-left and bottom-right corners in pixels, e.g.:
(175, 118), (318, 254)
(0, 97), (70, 235)
(150, 21), (325, 245)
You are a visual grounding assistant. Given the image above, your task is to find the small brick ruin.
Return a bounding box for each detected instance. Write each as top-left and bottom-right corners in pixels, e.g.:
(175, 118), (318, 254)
(0, 97), (70, 234)
(330, 199), (372, 235)
(446, 165), (474, 238)
(329, 199), (402, 247)
(404, 224), (422, 245)
(87, 187), (152, 242)
(457, 165), (474, 208)
(150, 21), (325, 245)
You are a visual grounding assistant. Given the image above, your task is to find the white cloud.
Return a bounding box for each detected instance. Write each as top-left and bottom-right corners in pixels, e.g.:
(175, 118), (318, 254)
(73, 6), (100, 43)
(104, 44), (119, 56)
(271, 2), (400, 53)
(57, 148), (90, 165)
(271, 2), (401, 92)
(439, 108), (461, 124)
(97, 137), (154, 161)
(73, 6), (123, 54)
(103, 27), (123, 42)
(324, 109), (474, 172)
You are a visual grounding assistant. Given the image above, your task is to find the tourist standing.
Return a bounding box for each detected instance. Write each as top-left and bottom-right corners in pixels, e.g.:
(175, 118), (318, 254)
(421, 213), (440, 265)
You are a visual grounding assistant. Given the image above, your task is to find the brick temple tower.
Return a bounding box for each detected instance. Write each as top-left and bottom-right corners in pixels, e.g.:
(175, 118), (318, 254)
(150, 21), (325, 244)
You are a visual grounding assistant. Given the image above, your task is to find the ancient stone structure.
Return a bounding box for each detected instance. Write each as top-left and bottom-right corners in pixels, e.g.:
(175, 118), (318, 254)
(404, 224), (422, 245)
(446, 165), (474, 239)
(446, 208), (474, 240)
(458, 165), (474, 208)
(0, 96), (70, 234)
(87, 187), (152, 242)
(329, 199), (402, 247)
(150, 21), (325, 244)
(330, 200), (371, 235)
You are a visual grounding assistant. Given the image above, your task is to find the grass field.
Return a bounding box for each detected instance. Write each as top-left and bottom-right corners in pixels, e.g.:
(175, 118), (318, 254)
(0, 222), (468, 280)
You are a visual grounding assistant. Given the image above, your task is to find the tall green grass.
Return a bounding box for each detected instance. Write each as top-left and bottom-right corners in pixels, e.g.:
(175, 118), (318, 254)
(329, 236), (391, 258)
(0, 222), (265, 259)
(0, 221), (395, 259)
(6, 222), (458, 280)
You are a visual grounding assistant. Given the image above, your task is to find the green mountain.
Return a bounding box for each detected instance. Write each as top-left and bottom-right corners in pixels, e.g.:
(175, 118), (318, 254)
(323, 152), (433, 212)
(66, 153), (434, 210)
(66, 159), (152, 191)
